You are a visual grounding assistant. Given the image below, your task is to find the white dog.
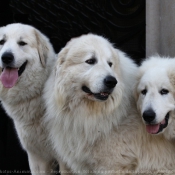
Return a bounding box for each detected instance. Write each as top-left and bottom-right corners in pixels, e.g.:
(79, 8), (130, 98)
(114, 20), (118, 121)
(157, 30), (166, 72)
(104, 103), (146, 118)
(0, 23), (59, 175)
(136, 56), (175, 140)
(44, 35), (175, 174)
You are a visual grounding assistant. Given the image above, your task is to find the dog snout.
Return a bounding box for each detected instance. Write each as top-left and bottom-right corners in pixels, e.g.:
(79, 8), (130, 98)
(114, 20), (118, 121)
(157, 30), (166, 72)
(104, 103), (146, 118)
(143, 108), (156, 123)
(104, 76), (117, 89)
(1, 52), (14, 65)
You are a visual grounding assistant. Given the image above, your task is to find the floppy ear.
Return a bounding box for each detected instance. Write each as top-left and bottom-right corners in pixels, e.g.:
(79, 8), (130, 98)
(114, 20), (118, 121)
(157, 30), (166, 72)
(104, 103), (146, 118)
(134, 81), (139, 101)
(133, 73), (142, 111)
(168, 71), (175, 93)
(57, 46), (69, 65)
(57, 37), (78, 65)
(34, 29), (52, 67)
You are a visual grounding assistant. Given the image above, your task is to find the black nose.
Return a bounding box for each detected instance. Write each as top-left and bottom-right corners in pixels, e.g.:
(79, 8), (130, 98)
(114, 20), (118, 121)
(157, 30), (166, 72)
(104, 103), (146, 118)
(143, 108), (156, 123)
(104, 76), (117, 89)
(1, 52), (14, 65)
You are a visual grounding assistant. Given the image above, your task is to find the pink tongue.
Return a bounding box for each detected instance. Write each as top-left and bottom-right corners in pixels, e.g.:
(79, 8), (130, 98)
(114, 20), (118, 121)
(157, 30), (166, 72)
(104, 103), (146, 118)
(146, 124), (160, 134)
(0, 68), (19, 88)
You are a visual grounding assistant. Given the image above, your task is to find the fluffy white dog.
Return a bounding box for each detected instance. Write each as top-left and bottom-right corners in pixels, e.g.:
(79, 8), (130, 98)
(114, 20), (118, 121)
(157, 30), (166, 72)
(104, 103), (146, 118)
(44, 35), (175, 174)
(0, 23), (59, 175)
(136, 56), (175, 140)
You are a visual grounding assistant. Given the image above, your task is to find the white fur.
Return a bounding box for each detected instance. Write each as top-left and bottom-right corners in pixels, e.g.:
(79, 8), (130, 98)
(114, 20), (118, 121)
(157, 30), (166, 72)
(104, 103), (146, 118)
(137, 56), (175, 139)
(0, 23), (57, 175)
(44, 35), (175, 174)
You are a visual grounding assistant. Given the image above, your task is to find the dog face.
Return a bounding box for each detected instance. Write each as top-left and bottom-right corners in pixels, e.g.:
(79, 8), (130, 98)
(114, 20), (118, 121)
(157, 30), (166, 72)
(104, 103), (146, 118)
(136, 57), (175, 136)
(57, 34), (120, 102)
(0, 23), (53, 89)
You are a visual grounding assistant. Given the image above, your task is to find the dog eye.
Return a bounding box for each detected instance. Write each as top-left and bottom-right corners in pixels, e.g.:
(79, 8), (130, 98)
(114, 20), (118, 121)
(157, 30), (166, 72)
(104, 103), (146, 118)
(0, 39), (5, 45)
(141, 89), (147, 95)
(18, 41), (27, 46)
(108, 62), (113, 67)
(160, 89), (169, 95)
(85, 58), (96, 65)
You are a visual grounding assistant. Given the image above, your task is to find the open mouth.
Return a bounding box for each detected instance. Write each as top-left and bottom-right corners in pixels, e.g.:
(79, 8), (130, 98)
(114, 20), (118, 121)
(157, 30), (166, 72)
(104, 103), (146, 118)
(18, 61), (28, 76)
(82, 85), (110, 100)
(0, 60), (28, 88)
(146, 112), (169, 134)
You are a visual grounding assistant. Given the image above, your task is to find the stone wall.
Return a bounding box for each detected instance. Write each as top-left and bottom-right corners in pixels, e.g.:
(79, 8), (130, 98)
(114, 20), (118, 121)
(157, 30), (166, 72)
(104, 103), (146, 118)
(146, 0), (175, 57)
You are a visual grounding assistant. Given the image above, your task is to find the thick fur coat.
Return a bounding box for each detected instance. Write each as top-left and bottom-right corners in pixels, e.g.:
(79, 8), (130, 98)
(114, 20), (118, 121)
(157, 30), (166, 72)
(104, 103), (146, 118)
(0, 23), (57, 175)
(44, 35), (175, 174)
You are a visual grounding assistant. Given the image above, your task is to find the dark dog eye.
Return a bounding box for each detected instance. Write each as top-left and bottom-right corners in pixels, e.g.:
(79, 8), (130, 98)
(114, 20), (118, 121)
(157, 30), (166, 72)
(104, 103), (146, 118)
(0, 39), (5, 45)
(18, 41), (27, 46)
(108, 62), (113, 67)
(141, 89), (147, 95)
(85, 58), (96, 65)
(160, 89), (169, 95)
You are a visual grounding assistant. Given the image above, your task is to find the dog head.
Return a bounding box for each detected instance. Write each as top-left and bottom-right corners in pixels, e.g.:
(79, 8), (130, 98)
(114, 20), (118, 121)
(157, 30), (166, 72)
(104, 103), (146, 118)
(56, 34), (121, 103)
(46, 34), (137, 118)
(136, 56), (175, 138)
(0, 23), (55, 89)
